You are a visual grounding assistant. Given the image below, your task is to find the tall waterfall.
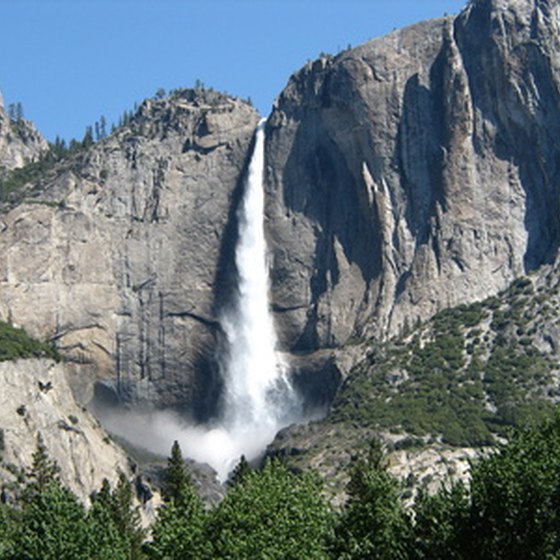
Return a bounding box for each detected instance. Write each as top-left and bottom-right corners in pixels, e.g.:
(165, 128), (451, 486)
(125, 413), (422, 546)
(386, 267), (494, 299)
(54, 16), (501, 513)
(171, 119), (300, 481)
(95, 120), (301, 482)
(218, 119), (299, 447)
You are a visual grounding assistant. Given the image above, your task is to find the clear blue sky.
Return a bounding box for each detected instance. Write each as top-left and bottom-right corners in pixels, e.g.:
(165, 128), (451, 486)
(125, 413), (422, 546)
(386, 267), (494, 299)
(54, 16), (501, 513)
(1, 0), (466, 142)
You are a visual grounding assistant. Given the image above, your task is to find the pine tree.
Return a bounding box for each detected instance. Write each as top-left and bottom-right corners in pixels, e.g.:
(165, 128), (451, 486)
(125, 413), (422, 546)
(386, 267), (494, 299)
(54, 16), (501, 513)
(0, 502), (14, 558)
(146, 482), (209, 560)
(17, 447), (92, 560)
(207, 459), (332, 559)
(15, 482), (91, 560)
(109, 472), (145, 559)
(88, 479), (130, 560)
(82, 126), (94, 148)
(99, 115), (107, 139)
(331, 441), (411, 560)
(409, 484), (469, 560)
(23, 433), (60, 501)
(228, 454), (251, 486)
(146, 441), (209, 559)
(162, 441), (191, 505)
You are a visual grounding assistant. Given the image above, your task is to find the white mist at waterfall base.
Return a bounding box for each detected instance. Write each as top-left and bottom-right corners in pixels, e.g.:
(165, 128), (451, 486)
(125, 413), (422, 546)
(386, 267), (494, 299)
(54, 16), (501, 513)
(99, 120), (301, 481)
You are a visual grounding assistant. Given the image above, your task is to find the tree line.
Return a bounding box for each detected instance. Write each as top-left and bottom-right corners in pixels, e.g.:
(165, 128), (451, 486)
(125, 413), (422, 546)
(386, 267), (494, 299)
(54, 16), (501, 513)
(2, 412), (560, 559)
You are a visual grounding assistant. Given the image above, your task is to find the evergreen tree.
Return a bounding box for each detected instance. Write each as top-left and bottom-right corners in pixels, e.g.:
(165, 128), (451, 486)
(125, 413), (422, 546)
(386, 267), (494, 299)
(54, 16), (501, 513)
(146, 441), (209, 559)
(87, 482), (130, 560)
(146, 482), (208, 560)
(50, 136), (67, 158)
(228, 454), (251, 486)
(23, 433), (60, 501)
(0, 503), (14, 559)
(464, 412), (560, 559)
(6, 104), (15, 121)
(207, 459), (332, 559)
(162, 440), (191, 505)
(99, 115), (107, 139)
(408, 484), (469, 560)
(331, 442), (411, 560)
(14, 481), (91, 559)
(82, 126), (94, 148)
(109, 472), (145, 560)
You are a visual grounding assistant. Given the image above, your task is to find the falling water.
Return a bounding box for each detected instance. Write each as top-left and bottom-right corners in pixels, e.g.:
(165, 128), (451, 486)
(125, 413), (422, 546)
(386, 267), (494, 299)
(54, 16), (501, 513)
(199, 118), (300, 478)
(96, 120), (301, 482)
(219, 118), (299, 437)
(170, 119), (301, 480)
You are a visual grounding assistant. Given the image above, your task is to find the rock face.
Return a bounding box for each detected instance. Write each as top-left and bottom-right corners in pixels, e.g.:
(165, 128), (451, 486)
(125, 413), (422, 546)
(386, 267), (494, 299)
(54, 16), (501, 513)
(0, 90), (260, 412)
(0, 99), (47, 171)
(265, 0), (560, 354)
(1, 0), (559, 430)
(0, 359), (130, 503)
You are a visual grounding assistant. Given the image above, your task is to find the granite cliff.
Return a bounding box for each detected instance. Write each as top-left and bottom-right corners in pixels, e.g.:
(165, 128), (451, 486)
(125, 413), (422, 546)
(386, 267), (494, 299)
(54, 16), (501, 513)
(0, 358), (130, 503)
(0, 90), (259, 413)
(266, 0), (560, 361)
(0, 94), (47, 172)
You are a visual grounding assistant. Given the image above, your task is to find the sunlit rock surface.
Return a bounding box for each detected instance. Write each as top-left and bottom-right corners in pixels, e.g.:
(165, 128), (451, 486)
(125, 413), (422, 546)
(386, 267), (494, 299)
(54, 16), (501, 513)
(0, 359), (130, 502)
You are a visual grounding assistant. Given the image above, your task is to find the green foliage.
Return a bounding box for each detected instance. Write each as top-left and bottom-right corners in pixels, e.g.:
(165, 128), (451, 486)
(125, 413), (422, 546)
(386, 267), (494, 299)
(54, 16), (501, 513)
(409, 485), (469, 560)
(403, 411), (560, 559)
(333, 275), (557, 447)
(332, 443), (411, 560)
(161, 440), (191, 505)
(0, 151), (61, 204)
(465, 412), (560, 559)
(227, 454), (251, 487)
(7, 102), (24, 123)
(104, 473), (146, 559)
(87, 481), (132, 560)
(146, 484), (209, 560)
(0, 112), (116, 206)
(0, 321), (59, 362)
(13, 482), (91, 560)
(0, 504), (14, 559)
(207, 459), (333, 559)
(146, 441), (209, 559)
(22, 433), (60, 501)
(2, 414), (560, 559)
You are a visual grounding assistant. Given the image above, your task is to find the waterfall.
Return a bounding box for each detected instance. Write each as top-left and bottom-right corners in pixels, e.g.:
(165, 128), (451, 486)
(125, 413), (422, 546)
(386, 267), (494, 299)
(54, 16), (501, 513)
(219, 118), (299, 441)
(95, 120), (301, 482)
(178, 119), (300, 481)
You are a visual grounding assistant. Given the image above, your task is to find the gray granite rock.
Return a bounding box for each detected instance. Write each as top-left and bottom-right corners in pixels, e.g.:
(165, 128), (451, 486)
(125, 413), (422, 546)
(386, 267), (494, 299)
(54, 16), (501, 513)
(265, 0), (560, 357)
(0, 90), (260, 412)
(0, 359), (130, 503)
(0, 101), (47, 171)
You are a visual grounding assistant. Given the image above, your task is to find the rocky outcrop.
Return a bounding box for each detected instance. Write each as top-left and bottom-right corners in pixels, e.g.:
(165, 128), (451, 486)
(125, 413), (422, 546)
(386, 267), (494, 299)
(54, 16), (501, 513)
(0, 96), (47, 171)
(0, 90), (260, 412)
(265, 0), (560, 354)
(0, 359), (130, 503)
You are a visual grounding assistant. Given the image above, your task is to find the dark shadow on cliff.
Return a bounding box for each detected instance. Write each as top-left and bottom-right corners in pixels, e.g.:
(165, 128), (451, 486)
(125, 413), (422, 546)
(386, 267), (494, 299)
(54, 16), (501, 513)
(454, 3), (560, 271)
(394, 66), (446, 245)
(275, 108), (382, 352)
